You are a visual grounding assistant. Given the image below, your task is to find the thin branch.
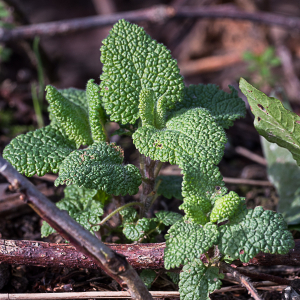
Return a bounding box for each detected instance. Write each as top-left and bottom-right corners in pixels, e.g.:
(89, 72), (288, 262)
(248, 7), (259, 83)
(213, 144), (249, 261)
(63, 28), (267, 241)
(0, 291), (180, 299)
(219, 262), (262, 300)
(235, 146), (267, 166)
(2, 4), (300, 43)
(0, 157), (153, 300)
(223, 177), (273, 186)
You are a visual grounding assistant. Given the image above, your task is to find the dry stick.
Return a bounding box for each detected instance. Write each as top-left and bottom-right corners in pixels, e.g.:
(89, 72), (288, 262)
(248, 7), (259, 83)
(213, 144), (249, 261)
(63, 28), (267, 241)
(1, 239), (300, 270)
(0, 157), (153, 300)
(0, 291), (180, 300)
(2, 4), (300, 43)
(223, 177), (273, 187)
(219, 262), (262, 300)
(235, 146), (267, 166)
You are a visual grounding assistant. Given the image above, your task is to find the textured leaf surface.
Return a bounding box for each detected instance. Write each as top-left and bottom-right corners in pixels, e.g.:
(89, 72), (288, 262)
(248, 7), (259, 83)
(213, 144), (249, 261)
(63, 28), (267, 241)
(240, 78), (300, 165)
(3, 126), (76, 176)
(171, 84), (245, 129)
(133, 107), (226, 216)
(210, 191), (242, 223)
(179, 260), (223, 300)
(120, 207), (138, 224)
(86, 79), (107, 142)
(59, 88), (88, 111)
(123, 218), (157, 241)
(139, 88), (155, 127)
(156, 175), (183, 200)
(140, 270), (156, 289)
(55, 142), (141, 195)
(46, 85), (92, 147)
(261, 136), (300, 224)
(100, 19), (184, 124)
(155, 211), (182, 226)
(218, 206), (295, 262)
(164, 221), (219, 269)
(41, 185), (103, 237)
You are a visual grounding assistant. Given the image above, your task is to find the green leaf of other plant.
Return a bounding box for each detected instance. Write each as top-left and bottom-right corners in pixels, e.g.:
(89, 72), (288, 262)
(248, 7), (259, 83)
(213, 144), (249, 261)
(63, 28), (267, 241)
(239, 78), (300, 165)
(55, 142), (142, 196)
(46, 85), (93, 147)
(100, 19), (184, 124)
(155, 211), (182, 226)
(164, 221), (219, 269)
(3, 126), (76, 176)
(218, 206), (295, 263)
(179, 259), (223, 300)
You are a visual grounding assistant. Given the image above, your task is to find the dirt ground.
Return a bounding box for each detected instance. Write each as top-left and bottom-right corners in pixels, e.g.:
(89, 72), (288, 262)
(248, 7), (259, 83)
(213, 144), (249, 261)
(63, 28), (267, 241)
(1, 0), (300, 299)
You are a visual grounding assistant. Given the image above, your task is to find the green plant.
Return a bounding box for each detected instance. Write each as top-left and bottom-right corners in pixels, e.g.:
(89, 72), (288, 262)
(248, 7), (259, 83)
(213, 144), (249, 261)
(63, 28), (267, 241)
(243, 47), (281, 87)
(3, 20), (295, 299)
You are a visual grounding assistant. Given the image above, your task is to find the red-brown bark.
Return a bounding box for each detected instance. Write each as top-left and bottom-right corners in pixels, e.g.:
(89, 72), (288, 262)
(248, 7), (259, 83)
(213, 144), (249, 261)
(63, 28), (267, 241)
(1, 239), (300, 270)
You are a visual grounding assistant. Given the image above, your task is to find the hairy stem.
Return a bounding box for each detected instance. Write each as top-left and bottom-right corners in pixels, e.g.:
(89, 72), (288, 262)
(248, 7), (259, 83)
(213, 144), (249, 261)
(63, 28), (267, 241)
(139, 154), (163, 217)
(219, 262), (262, 300)
(98, 202), (144, 227)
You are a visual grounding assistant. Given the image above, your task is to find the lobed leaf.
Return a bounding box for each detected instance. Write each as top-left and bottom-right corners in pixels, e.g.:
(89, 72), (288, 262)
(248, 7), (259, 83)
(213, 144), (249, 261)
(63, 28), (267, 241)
(164, 221), (219, 269)
(120, 207), (138, 224)
(239, 78), (300, 165)
(46, 85), (93, 147)
(3, 126), (76, 176)
(100, 19), (184, 124)
(123, 218), (157, 241)
(171, 84), (246, 129)
(155, 211), (183, 226)
(41, 185), (104, 237)
(179, 259), (223, 300)
(55, 142), (142, 196)
(218, 206), (295, 262)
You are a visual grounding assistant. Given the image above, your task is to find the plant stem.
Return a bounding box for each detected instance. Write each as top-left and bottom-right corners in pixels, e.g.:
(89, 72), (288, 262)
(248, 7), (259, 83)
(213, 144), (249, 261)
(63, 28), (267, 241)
(98, 202), (144, 227)
(139, 154), (163, 217)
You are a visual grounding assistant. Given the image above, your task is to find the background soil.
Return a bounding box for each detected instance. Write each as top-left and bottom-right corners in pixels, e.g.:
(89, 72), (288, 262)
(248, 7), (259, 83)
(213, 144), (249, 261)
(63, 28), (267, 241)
(1, 0), (300, 299)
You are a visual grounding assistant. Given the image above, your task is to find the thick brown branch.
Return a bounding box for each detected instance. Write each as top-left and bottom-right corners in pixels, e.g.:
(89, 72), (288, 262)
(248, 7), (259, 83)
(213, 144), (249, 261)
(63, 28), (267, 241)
(1, 239), (300, 270)
(0, 157), (152, 300)
(1, 4), (300, 43)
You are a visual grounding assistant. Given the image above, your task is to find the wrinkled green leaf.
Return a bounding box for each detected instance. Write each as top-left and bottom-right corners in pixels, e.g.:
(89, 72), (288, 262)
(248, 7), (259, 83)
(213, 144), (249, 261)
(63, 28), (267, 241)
(179, 259), (223, 300)
(3, 126), (76, 176)
(156, 175), (183, 200)
(164, 221), (219, 269)
(155, 211), (182, 226)
(100, 19), (184, 124)
(55, 142), (141, 196)
(140, 270), (156, 289)
(218, 206), (295, 262)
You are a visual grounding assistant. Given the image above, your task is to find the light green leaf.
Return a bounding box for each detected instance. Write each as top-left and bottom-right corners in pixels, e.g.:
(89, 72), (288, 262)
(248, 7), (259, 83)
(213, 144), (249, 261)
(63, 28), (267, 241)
(155, 211), (182, 226)
(261, 136), (300, 224)
(59, 88), (88, 112)
(139, 88), (155, 127)
(171, 84), (246, 129)
(239, 78), (300, 165)
(210, 191), (243, 223)
(46, 85), (93, 147)
(55, 142), (142, 196)
(100, 19), (184, 124)
(218, 206), (295, 262)
(140, 270), (156, 289)
(41, 185), (104, 237)
(86, 79), (107, 142)
(179, 259), (223, 300)
(156, 175), (183, 200)
(164, 221), (219, 269)
(120, 207), (138, 224)
(3, 126), (76, 176)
